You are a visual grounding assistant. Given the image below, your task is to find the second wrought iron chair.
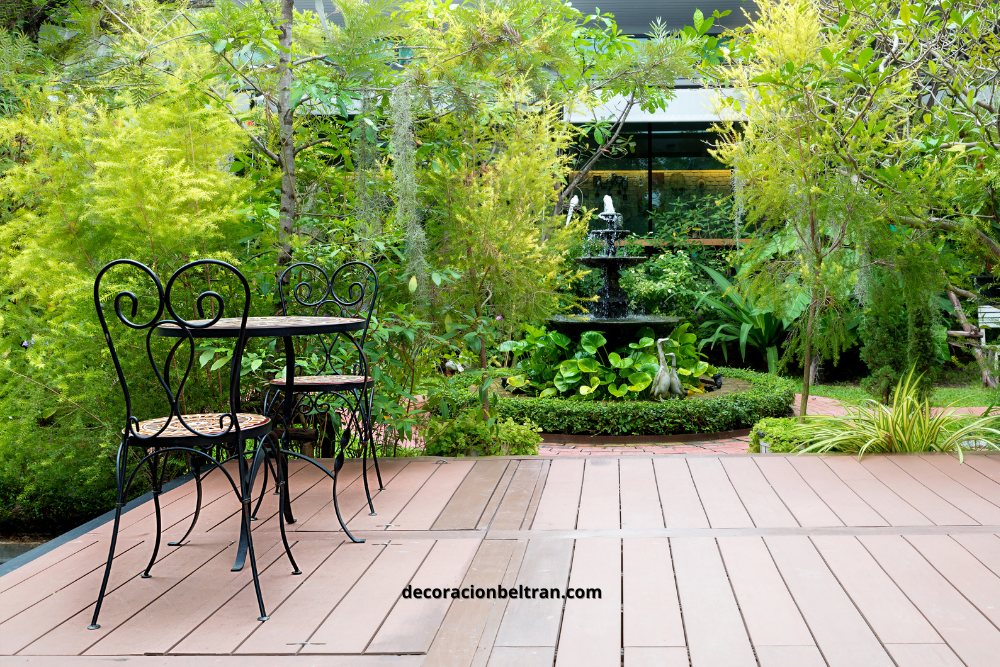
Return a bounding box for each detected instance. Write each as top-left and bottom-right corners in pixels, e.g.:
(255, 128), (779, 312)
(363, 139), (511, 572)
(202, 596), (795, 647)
(258, 261), (384, 528)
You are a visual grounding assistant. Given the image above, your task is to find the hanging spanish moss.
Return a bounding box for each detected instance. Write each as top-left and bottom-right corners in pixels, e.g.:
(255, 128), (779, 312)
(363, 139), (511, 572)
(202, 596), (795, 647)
(353, 92), (389, 255)
(391, 79), (427, 298)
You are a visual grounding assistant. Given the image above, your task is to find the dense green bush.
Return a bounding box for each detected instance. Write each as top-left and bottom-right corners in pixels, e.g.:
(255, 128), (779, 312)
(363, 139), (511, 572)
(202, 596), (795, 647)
(445, 368), (793, 436)
(747, 417), (810, 453)
(423, 413), (541, 457)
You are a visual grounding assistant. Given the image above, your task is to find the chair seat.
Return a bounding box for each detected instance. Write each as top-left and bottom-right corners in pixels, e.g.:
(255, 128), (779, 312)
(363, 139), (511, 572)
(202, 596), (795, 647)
(269, 374), (374, 391)
(128, 413), (270, 439)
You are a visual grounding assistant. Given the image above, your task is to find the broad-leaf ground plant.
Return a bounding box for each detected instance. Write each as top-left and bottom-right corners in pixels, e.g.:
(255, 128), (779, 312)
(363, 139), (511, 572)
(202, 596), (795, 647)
(502, 325), (713, 400)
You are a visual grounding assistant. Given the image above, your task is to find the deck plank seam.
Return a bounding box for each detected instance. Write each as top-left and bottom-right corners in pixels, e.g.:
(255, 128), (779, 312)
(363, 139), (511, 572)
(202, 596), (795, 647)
(804, 536), (897, 667)
(901, 535), (1000, 637)
(854, 536), (975, 667)
(714, 537), (765, 667)
(229, 540), (347, 655)
(296, 542), (389, 655)
(757, 536), (827, 665)
(920, 454), (1000, 510)
(475, 461), (517, 531)
(359, 539), (439, 655)
(888, 457), (992, 525)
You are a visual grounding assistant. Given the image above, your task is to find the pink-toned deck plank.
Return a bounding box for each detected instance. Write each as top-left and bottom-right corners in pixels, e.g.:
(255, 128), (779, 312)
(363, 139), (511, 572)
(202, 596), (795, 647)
(432, 460), (510, 531)
(424, 539), (520, 667)
(754, 458), (843, 527)
(652, 458), (709, 528)
(387, 460), (476, 531)
(486, 646), (557, 667)
(301, 540), (435, 654)
(530, 459), (584, 530)
(905, 534), (1000, 629)
(494, 539), (573, 649)
(686, 459), (753, 528)
(889, 455), (1000, 524)
(169, 538), (338, 654)
(0, 540), (114, 625)
(619, 459), (665, 530)
(346, 464), (441, 532)
(291, 459), (409, 531)
(1, 538), (152, 655)
(81, 537), (286, 656)
(672, 536), (755, 667)
(518, 460), (550, 530)
(468, 540), (528, 667)
(811, 536), (943, 644)
(755, 646), (826, 667)
(885, 643), (966, 667)
(4, 656), (424, 666)
(475, 463), (519, 531)
(490, 460), (543, 531)
(716, 536), (814, 648)
(950, 533), (1000, 577)
(786, 456), (888, 526)
(766, 535), (894, 667)
(822, 457), (933, 526)
(575, 459), (621, 529)
(623, 647), (690, 666)
(235, 542), (383, 655)
(554, 538), (621, 667)
(366, 539), (480, 654)
(861, 534), (1000, 667)
(921, 454), (1000, 507)
(860, 457), (976, 525)
(719, 458), (798, 527)
(961, 454), (1000, 485)
(0, 539), (99, 597)
(622, 538), (684, 648)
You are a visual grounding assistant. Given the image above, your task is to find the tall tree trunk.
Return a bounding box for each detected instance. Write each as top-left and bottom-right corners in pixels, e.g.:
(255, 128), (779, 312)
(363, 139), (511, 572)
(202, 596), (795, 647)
(277, 0), (295, 268)
(799, 299), (817, 422)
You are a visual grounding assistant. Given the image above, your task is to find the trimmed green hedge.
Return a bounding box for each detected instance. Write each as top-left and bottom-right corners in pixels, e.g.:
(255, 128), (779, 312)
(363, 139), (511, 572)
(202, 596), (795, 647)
(447, 368), (795, 436)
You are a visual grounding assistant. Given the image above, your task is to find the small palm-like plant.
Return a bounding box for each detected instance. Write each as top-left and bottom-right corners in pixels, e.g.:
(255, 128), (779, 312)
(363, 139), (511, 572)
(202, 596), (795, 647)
(696, 265), (789, 373)
(796, 370), (1000, 461)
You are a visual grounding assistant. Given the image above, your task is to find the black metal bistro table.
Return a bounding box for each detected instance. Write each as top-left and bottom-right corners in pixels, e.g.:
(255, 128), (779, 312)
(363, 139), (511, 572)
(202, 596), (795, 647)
(156, 315), (367, 569)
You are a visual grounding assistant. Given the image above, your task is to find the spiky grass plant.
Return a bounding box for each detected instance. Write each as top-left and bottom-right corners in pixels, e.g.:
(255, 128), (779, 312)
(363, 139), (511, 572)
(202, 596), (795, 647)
(797, 369), (1000, 461)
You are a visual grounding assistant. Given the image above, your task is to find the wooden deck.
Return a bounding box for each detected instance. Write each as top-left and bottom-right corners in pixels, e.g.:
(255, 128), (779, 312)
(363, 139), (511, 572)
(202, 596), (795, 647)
(3, 453), (1000, 666)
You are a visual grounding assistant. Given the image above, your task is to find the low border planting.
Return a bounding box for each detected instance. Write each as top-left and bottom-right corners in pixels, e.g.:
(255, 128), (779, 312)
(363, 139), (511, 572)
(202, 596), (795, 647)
(447, 368), (794, 436)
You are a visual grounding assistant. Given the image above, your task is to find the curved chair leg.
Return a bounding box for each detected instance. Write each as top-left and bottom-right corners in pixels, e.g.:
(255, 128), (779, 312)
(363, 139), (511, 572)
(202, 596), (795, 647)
(361, 424), (376, 516)
(89, 502), (124, 629)
(365, 397), (385, 491)
(169, 457), (203, 545)
(279, 450), (296, 525)
(249, 454), (271, 521)
(142, 452), (165, 578)
(242, 501), (269, 621)
(90, 440), (129, 630)
(271, 439), (301, 575)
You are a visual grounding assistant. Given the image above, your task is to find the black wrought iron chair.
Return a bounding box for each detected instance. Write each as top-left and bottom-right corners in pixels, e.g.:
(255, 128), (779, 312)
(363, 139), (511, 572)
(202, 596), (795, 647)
(258, 261), (384, 528)
(89, 259), (293, 629)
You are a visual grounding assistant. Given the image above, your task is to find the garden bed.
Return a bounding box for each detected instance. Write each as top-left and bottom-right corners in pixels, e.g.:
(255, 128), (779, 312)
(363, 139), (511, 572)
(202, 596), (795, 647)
(451, 368), (794, 437)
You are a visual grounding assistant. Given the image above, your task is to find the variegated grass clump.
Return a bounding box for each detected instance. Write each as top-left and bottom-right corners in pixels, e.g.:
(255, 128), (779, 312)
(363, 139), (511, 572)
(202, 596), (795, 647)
(797, 370), (999, 461)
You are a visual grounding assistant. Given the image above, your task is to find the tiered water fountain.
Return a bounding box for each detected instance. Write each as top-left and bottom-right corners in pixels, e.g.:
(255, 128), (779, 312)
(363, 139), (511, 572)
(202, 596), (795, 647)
(550, 196), (681, 349)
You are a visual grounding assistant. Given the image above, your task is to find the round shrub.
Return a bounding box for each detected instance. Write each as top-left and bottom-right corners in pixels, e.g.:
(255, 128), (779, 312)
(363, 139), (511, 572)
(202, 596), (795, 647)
(747, 417), (811, 453)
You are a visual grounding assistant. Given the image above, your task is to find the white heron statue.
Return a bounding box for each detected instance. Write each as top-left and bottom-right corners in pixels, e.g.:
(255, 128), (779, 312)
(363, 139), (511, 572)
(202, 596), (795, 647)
(652, 338), (686, 400)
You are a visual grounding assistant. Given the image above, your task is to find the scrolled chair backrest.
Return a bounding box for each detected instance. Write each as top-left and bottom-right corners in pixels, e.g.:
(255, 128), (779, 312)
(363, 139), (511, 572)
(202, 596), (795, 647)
(277, 261), (380, 373)
(94, 258), (252, 442)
